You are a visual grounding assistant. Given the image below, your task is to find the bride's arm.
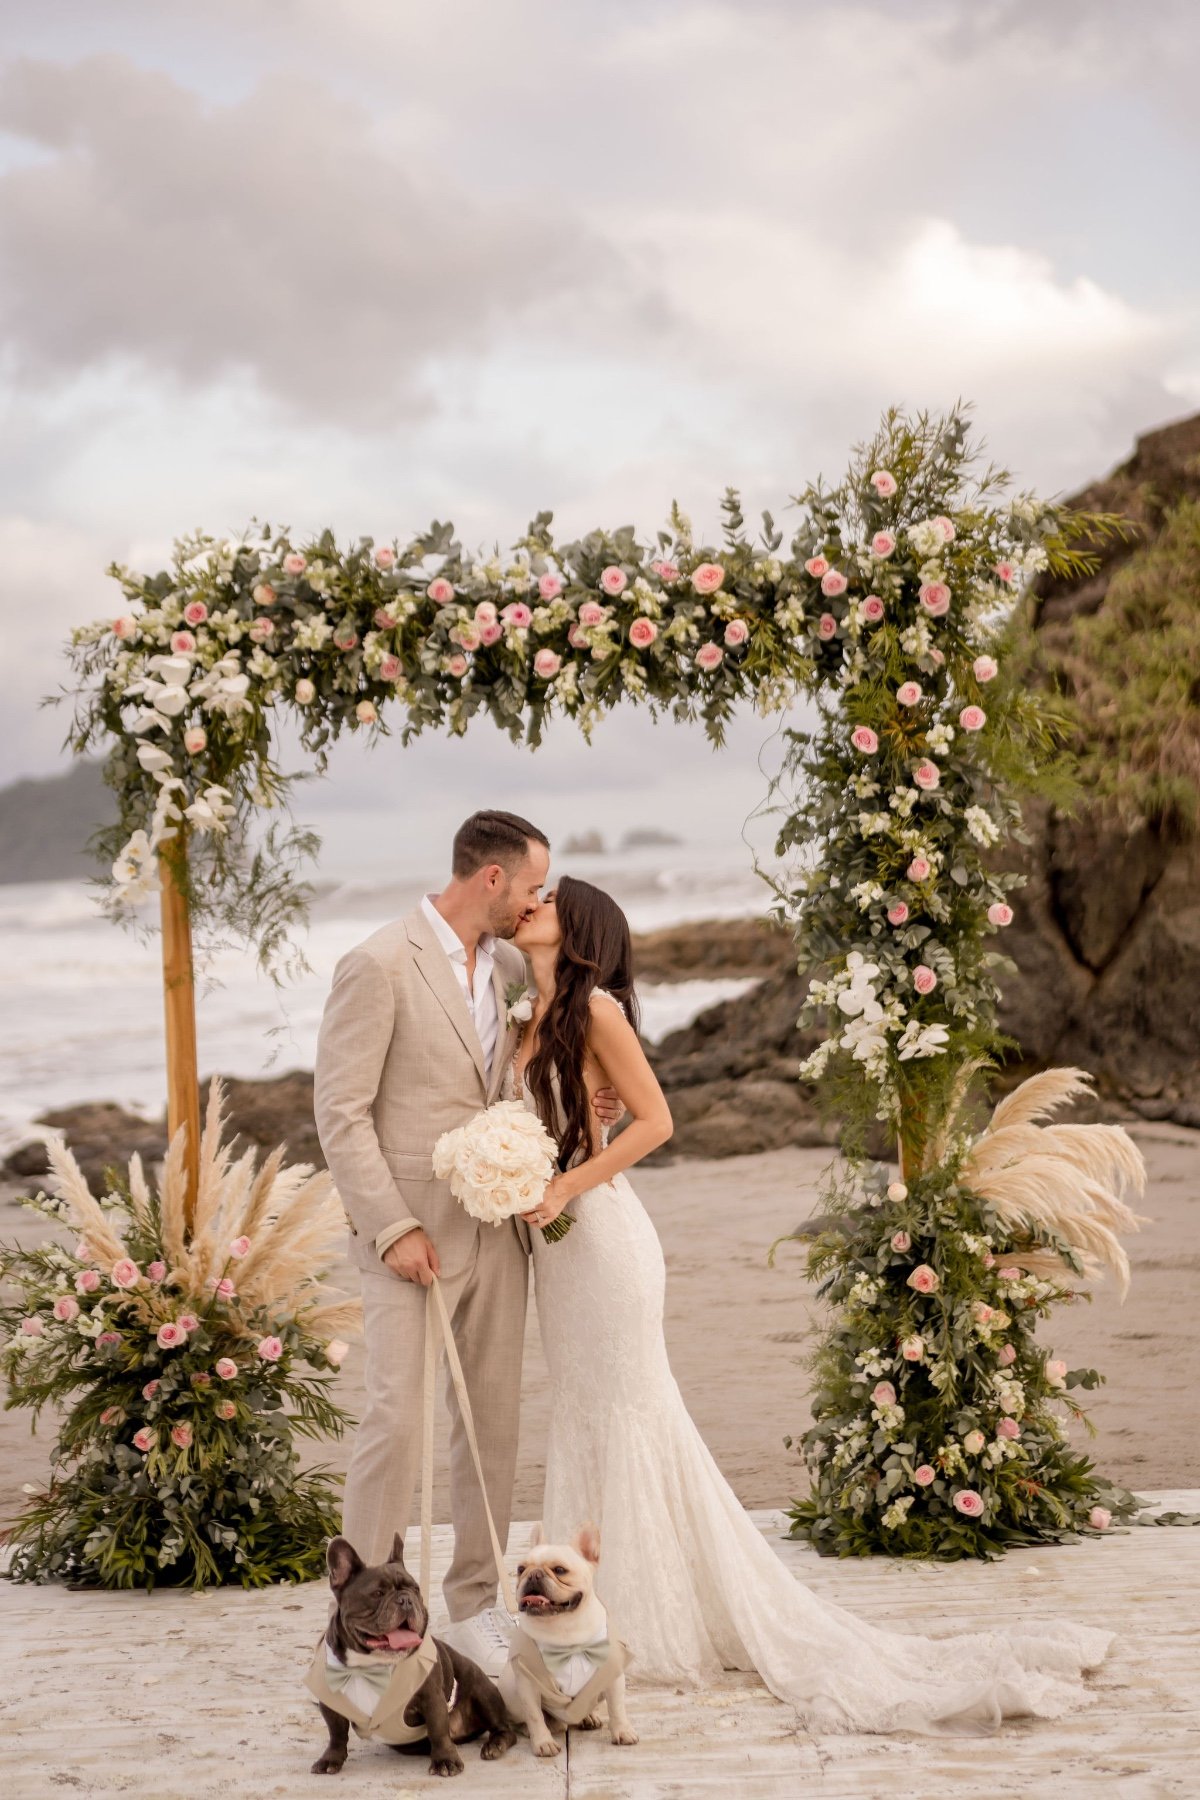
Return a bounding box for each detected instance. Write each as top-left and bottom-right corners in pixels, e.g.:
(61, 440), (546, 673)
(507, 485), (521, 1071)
(526, 996), (673, 1220)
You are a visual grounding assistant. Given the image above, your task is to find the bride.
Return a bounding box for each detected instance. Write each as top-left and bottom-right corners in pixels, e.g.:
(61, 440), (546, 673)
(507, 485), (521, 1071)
(508, 874), (1113, 1735)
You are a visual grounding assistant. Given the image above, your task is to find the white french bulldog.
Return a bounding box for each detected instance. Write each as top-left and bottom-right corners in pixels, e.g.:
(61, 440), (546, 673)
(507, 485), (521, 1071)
(498, 1523), (638, 1758)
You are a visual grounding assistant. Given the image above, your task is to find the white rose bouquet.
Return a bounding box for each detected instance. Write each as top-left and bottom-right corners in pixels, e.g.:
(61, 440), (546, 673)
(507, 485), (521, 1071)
(432, 1100), (572, 1241)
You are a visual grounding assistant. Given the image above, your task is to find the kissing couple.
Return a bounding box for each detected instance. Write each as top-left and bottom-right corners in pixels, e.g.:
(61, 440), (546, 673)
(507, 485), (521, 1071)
(314, 808), (1113, 1735)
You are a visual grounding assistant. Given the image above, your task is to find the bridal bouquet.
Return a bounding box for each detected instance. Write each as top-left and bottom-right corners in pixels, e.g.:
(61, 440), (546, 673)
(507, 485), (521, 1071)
(432, 1101), (572, 1241)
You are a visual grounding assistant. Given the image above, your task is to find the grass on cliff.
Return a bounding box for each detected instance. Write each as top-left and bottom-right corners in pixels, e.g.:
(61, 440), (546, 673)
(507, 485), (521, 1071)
(1064, 497), (1200, 837)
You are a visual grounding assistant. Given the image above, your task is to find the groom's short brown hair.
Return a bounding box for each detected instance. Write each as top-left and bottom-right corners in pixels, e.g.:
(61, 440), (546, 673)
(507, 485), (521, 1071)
(452, 809), (549, 877)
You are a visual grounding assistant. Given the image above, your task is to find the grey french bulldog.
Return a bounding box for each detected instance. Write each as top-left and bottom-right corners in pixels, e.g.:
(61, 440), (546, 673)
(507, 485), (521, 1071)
(309, 1534), (517, 1779)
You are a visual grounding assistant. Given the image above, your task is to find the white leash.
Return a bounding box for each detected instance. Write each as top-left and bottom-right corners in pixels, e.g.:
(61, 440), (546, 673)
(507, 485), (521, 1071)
(419, 1276), (517, 1615)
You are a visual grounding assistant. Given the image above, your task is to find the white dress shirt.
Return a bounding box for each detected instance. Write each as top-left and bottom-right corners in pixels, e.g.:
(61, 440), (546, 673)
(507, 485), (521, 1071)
(420, 894), (501, 1083)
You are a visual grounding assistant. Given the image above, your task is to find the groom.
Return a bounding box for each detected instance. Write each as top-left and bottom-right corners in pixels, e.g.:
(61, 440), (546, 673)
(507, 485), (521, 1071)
(313, 809), (616, 1675)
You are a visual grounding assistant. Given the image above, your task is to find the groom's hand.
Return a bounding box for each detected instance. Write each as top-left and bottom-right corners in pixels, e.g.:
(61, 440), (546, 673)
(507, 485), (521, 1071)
(382, 1229), (441, 1286)
(592, 1085), (624, 1128)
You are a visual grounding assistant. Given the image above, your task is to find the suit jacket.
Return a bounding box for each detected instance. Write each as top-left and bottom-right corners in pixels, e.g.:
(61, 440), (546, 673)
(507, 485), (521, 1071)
(313, 906), (530, 1276)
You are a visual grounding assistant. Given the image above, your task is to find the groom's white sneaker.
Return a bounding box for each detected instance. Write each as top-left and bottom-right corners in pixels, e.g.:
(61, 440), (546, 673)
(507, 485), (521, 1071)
(440, 1605), (518, 1680)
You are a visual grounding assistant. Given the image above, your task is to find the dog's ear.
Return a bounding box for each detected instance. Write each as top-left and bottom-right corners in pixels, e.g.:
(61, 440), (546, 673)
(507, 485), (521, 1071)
(327, 1536), (364, 1593)
(528, 1521), (546, 1548)
(574, 1522), (601, 1565)
(387, 1531), (407, 1569)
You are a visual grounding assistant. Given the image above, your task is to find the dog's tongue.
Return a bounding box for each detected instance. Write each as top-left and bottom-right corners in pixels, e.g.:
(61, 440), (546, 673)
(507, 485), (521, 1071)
(382, 1628), (422, 1652)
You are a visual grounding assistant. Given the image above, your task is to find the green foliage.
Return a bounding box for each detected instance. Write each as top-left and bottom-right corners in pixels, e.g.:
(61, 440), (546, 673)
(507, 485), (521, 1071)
(782, 1159), (1141, 1560)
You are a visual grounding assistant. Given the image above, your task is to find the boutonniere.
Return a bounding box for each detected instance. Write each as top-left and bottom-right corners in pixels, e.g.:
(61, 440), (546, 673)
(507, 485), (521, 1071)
(505, 982), (536, 1029)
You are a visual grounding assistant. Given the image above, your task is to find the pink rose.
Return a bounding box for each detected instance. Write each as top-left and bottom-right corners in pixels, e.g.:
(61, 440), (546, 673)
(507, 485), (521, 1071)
(1045, 1358), (1067, 1388)
(455, 626), (481, 651)
(253, 583), (277, 607)
(75, 1240), (93, 1261)
(211, 1276), (235, 1300)
(972, 1302), (994, 1325)
(294, 678), (316, 704)
(997, 1343), (1017, 1367)
(912, 965), (937, 995)
(214, 1358), (238, 1382)
(99, 1405), (123, 1426)
(146, 1261), (166, 1282)
(851, 726), (879, 754)
(996, 1418), (1021, 1440)
(447, 654), (468, 678)
(653, 560), (681, 583)
(378, 652), (403, 680)
(896, 681), (922, 705)
(929, 647), (946, 666)
(982, 1251), (996, 1268)
(112, 616), (138, 640)
(987, 902), (1013, 927)
(143, 1379), (160, 1400)
(953, 1489), (985, 1517)
(157, 1322), (186, 1349)
(973, 655), (998, 683)
(1088, 1506), (1112, 1531)
(870, 470), (897, 497)
(959, 705), (986, 732)
(919, 583), (951, 617)
(629, 619), (658, 649)
(906, 1263), (939, 1295)
(96, 1332), (122, 1350)
(724, 618), (750, 647)
(480, 623), (503, 646)
(52, 1296), (80, 1323)
(177, 1313), (200, 1333)
(216, 1399), (236, 1420)
(691, 562), (726, 595)
(913, 760), (940, 791)
(578, 601), (605, 627)
(474, 601), (498, 627)
(183, 601), (208, 626)
(326, 1339), (350, 1367)
(248, 615), (276, 644)
(537, 572), (562, 600)
(871, 532), (896, 559)
(934, 515), (956, 543)
(914, 1464), (936, 1487)
(332, 624), (359, 651)
(998, 1266), (1021, 1282)
(76, 1270), (101, 1295)
(111, 1259), (141, 1290)
(900, 1335), (925, 1362)
(804, 556), (829, 579)
(257, 1335), (284, 1362)
(821, 569), (848, 597)
(183, 727), (207, 755)
(861, 595), (885, 623)
(501, 602), (533, 628)
(963, 1429), (986, 1455)
(871, 1381), (897, 1406)
(906, 856), (931, 882)
(534, 648), (562, 677)
(171, 1423), (193, 1450)
(133, 1427), (155, 1453)
(600, 565), (628, 596)
(816, 613), (837, 641)
(427, 576), (455, 603)
(696, 643), (724, 672)
(20, 1316), (43, 1337)
(375, 546), (396, 569)
(359, 695), (379, 722)
(170, 630), (197, 655)
(891, 1230), (912, 1252)
(227, 1236), (251, 1260)
(283, 552), (307, 576)
(995, 561), (1015, 583)
(887, 902), (909, 926)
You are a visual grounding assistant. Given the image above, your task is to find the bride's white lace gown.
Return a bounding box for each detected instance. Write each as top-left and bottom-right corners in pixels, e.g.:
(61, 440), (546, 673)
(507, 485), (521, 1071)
(515, 993), (1112, 1735)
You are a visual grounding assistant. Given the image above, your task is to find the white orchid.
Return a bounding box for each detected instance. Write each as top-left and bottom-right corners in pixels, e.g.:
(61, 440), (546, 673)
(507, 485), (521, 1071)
(141, 680), (189, 717)
(135, 742), (174, 774)
(111, 830), (159, 904)
(145, 654), (193, 687)
(184, 785), (235, 834)
(896, 1019), (951, 1061)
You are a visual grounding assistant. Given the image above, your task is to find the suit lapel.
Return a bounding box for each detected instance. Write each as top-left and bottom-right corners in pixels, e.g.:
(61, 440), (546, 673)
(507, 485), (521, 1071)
(487, 955), (518, 1104)
(406, 910), (487, 1094)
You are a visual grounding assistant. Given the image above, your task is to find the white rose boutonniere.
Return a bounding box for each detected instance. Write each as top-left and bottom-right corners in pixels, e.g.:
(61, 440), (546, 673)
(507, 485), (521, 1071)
(505, 982), (536, 1029)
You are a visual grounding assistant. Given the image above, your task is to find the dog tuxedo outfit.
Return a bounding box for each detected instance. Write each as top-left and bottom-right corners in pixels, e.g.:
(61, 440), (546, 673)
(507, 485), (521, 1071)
(505, 1626), (631, 1726)
(306, 1634), (450, 1745)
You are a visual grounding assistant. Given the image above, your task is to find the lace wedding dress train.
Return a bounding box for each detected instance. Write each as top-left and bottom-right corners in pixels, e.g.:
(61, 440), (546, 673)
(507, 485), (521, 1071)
(522, 1028), (1112, 1735)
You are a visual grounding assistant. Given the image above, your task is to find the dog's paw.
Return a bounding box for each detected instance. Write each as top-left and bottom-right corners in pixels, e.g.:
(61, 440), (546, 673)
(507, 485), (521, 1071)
(310, 1753), (346, 1775)
(611, 1726), (640, 1746)
(576, 1711), (603, 1730)
(480, 1728), (517, 1761)
(429, 1750), (465, 1777)
(533, 1737), (562, 1758)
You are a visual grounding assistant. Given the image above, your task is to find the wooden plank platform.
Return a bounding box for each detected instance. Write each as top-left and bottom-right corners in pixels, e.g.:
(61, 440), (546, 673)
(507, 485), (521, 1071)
(1, 1496), (1196, 1798)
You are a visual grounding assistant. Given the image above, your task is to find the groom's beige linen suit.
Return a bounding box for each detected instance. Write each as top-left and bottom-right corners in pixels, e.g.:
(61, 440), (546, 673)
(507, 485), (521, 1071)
(314, 904), (529, 1617)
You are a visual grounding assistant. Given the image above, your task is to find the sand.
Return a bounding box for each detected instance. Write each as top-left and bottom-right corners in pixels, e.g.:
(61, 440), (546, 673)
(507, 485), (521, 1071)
(2, 1118), (1196, 1531)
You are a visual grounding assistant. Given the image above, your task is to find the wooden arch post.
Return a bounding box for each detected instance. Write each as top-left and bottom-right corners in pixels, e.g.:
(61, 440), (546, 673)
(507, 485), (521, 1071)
(158, 834), (201, 1231)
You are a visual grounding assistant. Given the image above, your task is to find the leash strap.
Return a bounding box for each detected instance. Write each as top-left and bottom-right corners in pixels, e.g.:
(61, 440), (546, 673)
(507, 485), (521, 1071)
(419, 1276), (516, 1615)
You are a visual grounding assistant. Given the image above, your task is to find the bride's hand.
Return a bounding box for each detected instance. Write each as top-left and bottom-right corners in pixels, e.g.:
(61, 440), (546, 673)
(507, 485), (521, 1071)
(522, 1174), (573, 1229)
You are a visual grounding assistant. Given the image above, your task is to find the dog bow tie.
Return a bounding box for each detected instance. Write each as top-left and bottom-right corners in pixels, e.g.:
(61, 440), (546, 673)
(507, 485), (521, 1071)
(323, 1651), (393, 1707)
(540, 1637), (611, 1680)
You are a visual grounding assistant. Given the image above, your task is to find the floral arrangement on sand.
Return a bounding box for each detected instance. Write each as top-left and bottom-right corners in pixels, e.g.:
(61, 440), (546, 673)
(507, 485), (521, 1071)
(0, 1085), (359, 1588)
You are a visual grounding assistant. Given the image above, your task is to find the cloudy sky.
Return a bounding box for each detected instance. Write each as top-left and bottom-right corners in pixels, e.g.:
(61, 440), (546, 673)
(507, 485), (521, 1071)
(2, 0), (1197, 857)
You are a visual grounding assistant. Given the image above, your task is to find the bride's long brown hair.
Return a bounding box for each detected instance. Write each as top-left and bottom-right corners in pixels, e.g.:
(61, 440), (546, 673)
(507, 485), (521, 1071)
(525, 875), (640, 1172)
